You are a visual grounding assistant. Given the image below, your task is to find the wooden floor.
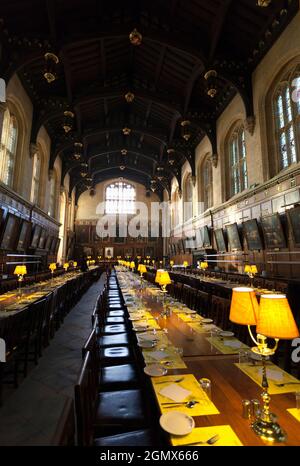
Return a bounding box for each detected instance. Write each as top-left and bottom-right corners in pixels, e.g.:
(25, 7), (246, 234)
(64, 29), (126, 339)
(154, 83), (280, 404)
(0, 274), (105, 446)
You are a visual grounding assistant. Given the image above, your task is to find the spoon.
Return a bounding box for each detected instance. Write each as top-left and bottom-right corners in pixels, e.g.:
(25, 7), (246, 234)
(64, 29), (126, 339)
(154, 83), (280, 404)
(274, 382), (300, 387)
(186, 434), (220, 446)
(162, 400), (199, 408)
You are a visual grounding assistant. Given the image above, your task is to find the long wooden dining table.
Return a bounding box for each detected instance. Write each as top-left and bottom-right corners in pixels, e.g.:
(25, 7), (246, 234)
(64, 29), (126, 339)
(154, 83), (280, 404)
(117, 269), (300, 447)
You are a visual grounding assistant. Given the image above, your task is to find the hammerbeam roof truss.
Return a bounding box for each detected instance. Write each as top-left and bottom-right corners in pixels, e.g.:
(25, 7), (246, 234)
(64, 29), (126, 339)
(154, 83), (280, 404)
(0, 0), (298, 198)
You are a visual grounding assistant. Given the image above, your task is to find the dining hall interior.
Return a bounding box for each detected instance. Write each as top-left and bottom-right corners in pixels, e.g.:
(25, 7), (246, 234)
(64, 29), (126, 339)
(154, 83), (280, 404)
(0, 0), (300, 449)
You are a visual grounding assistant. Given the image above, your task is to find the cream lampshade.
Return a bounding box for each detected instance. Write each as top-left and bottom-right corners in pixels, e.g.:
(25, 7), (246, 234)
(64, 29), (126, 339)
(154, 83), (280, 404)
(200, 261), (208, 270)
(139, 264), (147, 276)
(130, 261), (135, 270)
(229, 287), (259, 326)
(155, 269), (164, 284)
(49, 263), (57, 272)
(257, 294), (299, 340)
(14, 265), (27, 277)
(157, 270), (172, 292)
(251, 265), (258, 275)
(244, 265), (252, 274)
(183, 261), (189, 268)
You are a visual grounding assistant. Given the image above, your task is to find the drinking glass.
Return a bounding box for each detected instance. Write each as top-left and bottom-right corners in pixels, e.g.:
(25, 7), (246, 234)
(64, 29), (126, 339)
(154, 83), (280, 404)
(238, 349), (250, 364)
(174, 347), (184, 357)
(199, 378), (212, 400)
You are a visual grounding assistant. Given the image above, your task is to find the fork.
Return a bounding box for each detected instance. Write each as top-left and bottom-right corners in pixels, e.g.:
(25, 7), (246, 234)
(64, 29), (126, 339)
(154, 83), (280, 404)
(185, 434), (220, 446)
(156, 377), (184, 384)
(274, 382), (300, 387)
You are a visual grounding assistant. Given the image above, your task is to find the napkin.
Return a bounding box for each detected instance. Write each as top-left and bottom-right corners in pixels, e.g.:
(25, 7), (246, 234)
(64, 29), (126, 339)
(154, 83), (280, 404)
(159, 383), (191, 402)
(223, 340), (243, 348)
(148, 350), (169, 361)
(257, 368), (284, 381)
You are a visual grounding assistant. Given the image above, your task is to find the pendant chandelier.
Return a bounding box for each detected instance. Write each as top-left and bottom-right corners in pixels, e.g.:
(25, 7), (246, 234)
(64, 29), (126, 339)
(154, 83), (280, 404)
(74, 142), (83, 160)
(257, 0), (271, 6)
(62, 111), (75, 133)
(43, 52), (59, 84)
(129, 28), (142, 46)
(204, 70), (218, 98)
(125, 92), (135, 103)
(167, 148), (175, 165)
(123, 127), (131, 136)
(181, 120), (191, 141)
(121, 149), (128, 156)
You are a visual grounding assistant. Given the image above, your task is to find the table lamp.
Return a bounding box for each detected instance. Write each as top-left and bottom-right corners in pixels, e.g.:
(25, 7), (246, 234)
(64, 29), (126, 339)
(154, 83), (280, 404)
(155, 269), (164, 286)
(138, 264), (147, 277)
(230, 288), (299, 443)
(49, 262), (57, 281)
(245, 264), (258, 286)
(170, 260), (174, 269)
(200, 261), (208, 277)
(63, 262), (69, 272)
(130, 261), (135, 271)
(73, 261), (77, 268)
(14, 265), (27, 294)
(157, 270), (171, 293)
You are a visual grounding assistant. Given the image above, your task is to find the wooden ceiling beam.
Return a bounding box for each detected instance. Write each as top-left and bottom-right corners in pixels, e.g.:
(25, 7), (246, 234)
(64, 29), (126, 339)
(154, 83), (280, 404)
(209, 0), (233, 63)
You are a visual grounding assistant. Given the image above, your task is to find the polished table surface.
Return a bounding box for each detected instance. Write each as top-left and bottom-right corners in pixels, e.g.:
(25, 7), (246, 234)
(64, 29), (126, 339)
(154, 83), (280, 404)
(0, 267), (99, 317)
(117, 270), (300, 446)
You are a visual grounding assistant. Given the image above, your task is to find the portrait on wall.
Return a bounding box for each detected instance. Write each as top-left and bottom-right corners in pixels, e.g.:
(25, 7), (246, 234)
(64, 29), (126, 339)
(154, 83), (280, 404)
(105, 247), (114, 258)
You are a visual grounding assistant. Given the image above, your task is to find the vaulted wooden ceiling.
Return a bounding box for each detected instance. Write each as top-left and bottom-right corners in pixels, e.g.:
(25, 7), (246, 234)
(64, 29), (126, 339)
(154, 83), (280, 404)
(0, 0), (298, 199)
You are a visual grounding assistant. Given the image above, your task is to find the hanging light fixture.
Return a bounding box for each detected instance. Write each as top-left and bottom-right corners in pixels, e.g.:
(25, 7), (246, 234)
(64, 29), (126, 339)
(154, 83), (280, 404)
(43, 52), (59, 84)
(123, 127), (131, 136)
(125, 91), (135, 103)
(129, 28), (142, 46)
(167, 148), (175, 165)
(74, 142), (83, 160)
(120, 165), (126, 171)
(121, 149), (128, 156)
(204, 70), (218, 98)
(257, 0), (271, 6)
(181, 120), (191, 141)
(80, 161), (88, 177)
(62, 111), (75, 133)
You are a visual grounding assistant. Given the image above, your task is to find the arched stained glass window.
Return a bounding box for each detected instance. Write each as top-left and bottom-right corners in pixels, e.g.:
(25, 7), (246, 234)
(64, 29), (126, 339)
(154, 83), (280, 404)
(0, 109), (18, 187)
(274, 69), (300, 169)
(105, 181), (136, 214)
(228, 125), (248, 197)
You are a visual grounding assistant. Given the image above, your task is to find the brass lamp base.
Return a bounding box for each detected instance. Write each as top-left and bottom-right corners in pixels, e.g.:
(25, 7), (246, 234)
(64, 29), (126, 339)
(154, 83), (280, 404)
(252, 417), (286, 443)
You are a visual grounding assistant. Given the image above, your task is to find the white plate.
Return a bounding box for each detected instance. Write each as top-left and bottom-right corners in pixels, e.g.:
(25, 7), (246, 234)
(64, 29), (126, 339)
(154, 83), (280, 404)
(159, 412), (195, 436)
(138, 340), (157, 349)
(134, 326), (149, 332)
(219, 331), (234, 337)
(144, 364), (168, 377)
(202, 318), (213, 324)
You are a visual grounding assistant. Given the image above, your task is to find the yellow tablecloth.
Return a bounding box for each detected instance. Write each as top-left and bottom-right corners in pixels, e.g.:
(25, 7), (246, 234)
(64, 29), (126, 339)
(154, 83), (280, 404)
(287, 408), (300, 422)
(235, 363), (300, 394)
(206, 337), (249, 355)
(142, 348), (187, 369)
(152, 374), (219, 416)
(177, 313), (203, 323)
(171, 425), (243, 446)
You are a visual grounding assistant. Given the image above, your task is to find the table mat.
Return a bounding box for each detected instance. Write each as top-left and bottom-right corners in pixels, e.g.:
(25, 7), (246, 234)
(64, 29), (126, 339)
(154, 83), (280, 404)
(171, 425), (243, 446)
(235, 363), (300, 394)
(206, 337), (248, 354)
(152, 374), (219, 416)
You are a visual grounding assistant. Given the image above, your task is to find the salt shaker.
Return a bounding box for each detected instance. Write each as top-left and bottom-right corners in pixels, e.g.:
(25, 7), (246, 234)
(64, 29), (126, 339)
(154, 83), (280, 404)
(242, 399), (251, 419)
(251, 399), (261, 419)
